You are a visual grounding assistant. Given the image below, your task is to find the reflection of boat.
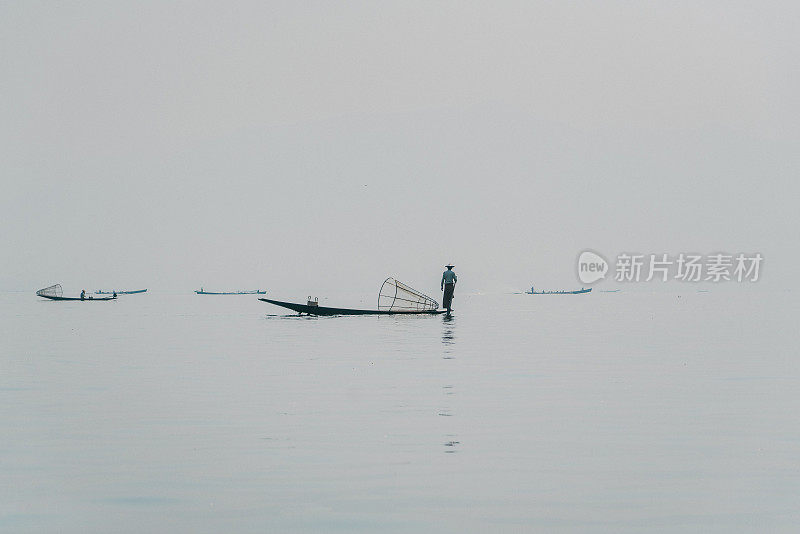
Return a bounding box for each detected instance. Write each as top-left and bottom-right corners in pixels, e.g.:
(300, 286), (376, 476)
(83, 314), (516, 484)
(96, 289), (147, 294)
(526, 287), (592, 295)
(37, 284), (116, 301)
(196, 291), (265, 295)
(260, 278), (445, 316)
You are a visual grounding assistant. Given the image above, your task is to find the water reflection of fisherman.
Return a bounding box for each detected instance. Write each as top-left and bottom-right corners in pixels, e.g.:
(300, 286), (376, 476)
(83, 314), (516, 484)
(441, 264), (457, 313)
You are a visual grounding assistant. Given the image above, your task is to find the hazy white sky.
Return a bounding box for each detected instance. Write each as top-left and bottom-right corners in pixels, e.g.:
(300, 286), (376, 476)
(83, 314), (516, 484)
(2, 1), (798, 296)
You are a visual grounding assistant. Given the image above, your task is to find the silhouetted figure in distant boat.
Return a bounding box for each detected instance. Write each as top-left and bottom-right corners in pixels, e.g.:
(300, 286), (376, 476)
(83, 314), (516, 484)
(441, 264), (457, 314)
(113, 291), (117, 298)
(80, 290), (86, 300)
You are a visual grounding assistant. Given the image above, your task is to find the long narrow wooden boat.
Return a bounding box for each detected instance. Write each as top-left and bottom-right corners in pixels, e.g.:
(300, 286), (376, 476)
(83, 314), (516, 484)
(39, 294), (117, 301)
(259, 298), (446, 316)
(36, 284), (116, 301)
(196, 290), (266, 295)
(96, 289), (147, 294)
(526, 287), (592, 295)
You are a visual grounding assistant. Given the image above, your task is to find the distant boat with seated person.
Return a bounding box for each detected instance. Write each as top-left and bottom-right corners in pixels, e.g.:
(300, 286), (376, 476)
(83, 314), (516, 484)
(37, 284), (116, 301)
(526, 286), (592, 295)
(195, 288), (266, 295)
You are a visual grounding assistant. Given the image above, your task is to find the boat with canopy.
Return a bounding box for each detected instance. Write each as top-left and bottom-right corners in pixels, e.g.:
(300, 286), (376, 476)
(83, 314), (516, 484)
(260, 278), (444, 316)
(36, 284), (117, 301)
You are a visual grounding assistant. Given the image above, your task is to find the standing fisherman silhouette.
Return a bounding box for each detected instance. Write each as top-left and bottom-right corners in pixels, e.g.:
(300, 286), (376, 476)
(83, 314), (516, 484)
(441, 264), (457, 314)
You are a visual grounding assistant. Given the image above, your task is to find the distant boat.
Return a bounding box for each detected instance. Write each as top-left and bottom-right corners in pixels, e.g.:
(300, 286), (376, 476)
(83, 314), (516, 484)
(195, 289), (266, 295)
(599, 289), (621, 293)
(37, 284), (116, 301)
(525, 287), (592, 295)
(96, 289), (147, 294)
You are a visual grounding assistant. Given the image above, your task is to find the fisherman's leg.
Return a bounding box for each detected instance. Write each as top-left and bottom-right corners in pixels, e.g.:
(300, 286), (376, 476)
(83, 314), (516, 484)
(443, 284), (454, 310)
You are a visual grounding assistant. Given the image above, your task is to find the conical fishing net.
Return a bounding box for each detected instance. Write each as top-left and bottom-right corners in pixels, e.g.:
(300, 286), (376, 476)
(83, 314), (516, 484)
(36, 284), (63, 298)
(378, 278), (439, 312)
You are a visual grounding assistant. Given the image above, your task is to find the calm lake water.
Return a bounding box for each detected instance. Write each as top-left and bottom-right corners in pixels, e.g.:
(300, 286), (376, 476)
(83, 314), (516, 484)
(2, 289), (798, 532)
